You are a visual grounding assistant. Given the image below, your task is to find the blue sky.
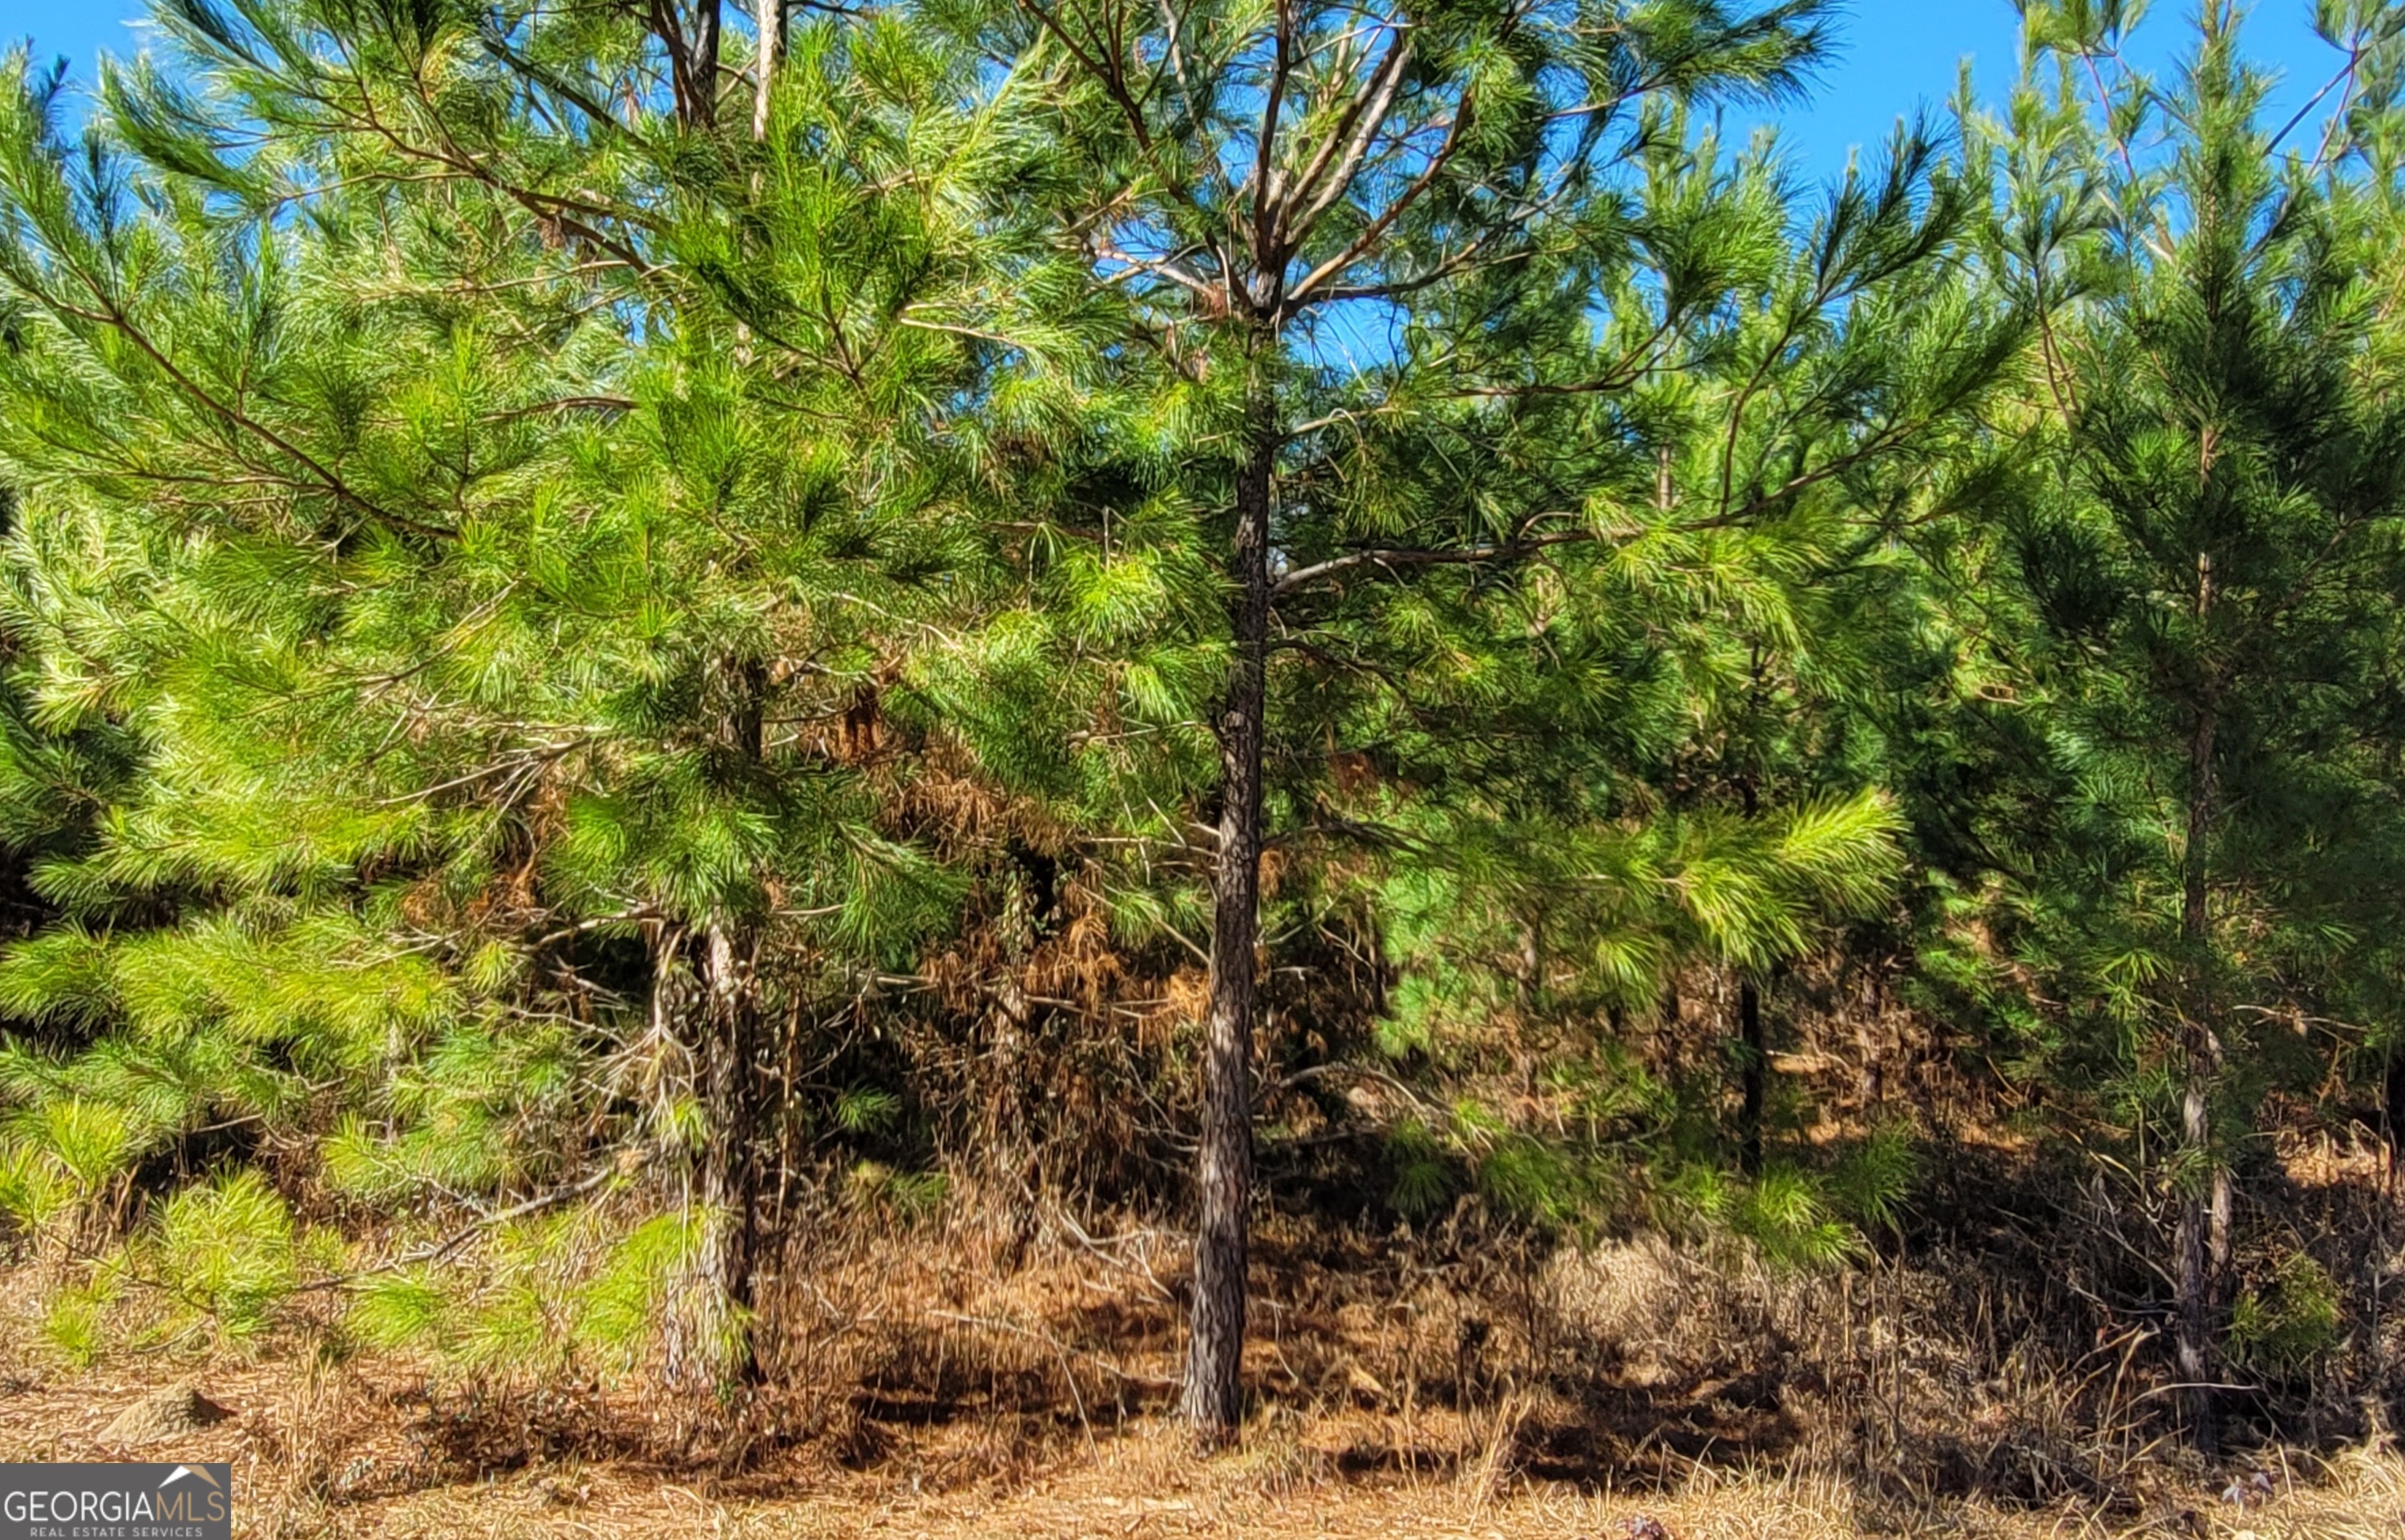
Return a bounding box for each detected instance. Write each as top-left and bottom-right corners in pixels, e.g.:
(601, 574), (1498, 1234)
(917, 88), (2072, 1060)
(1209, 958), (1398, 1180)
(1772, 2), (2342, 176)
(0, 0), (2358, 183)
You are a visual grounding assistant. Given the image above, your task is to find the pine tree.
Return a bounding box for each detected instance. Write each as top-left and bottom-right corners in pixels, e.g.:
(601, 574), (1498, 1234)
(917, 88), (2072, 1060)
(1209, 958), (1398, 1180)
(916, 0), (2046, 1437)
(1949, 0), (2405, 1449)
(1614, 114), (2015, 1175)
(948, 0), (1843, 1437)
(0, 0), (1097, 1378)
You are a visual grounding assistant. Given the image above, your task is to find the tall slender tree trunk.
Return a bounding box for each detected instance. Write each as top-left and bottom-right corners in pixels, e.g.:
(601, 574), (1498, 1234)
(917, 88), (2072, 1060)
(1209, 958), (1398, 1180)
(1737, 977), (1766, 1177)
(669, 657), (773, 1385)
(1736, 773), (1765, 1176)
(649, 0), (724, 130)
(752, 0), (780, 140)
(2175, 730), (2225, 1452)
(699, 918), (766, 1380)
(722, 0), (782, 1359)
(1182, 399), (1275, 1444)
(2176, 552), (2224, 1454)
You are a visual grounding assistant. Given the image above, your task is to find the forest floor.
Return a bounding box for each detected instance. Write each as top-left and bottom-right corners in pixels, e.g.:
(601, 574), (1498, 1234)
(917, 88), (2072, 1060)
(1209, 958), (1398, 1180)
(8, 1123), (2403, 1538)
(2, 1360), (2400, 1540)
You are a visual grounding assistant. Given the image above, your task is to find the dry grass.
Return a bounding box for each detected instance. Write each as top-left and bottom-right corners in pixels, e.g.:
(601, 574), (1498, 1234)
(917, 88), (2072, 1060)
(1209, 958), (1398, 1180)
(3, 1069), (2399, 1539)
(2, 1213), (2402, 1540)
(6, 1383), (2402, 1540)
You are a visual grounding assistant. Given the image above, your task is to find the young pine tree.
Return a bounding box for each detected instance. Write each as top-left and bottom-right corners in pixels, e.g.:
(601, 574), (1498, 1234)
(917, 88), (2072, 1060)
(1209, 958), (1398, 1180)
(0, 1), (1095, 1378)
(952, 0), (1847, 1437)
(1965, 0), (2405, 1449)
(935, 0), (2024, 1436)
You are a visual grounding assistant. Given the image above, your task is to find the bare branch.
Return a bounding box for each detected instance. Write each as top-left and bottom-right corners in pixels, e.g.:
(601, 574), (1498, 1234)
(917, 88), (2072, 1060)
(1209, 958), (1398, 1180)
(1286, 88), (1470, 309)
(1249, 0), (1297, 273)
(1271, 526), (1597, 599)
(1277, 29), (1416, 261)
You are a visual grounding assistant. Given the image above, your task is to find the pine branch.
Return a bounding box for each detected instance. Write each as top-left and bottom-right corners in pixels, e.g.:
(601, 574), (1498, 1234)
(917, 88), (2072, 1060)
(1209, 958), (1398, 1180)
(1271, 527), (1596, 599)
(289, 1152), (647, 1294)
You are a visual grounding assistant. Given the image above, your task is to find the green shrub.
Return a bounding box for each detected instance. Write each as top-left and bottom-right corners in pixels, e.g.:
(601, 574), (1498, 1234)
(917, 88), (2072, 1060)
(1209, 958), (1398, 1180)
(2229, 1251), (2343, 1375)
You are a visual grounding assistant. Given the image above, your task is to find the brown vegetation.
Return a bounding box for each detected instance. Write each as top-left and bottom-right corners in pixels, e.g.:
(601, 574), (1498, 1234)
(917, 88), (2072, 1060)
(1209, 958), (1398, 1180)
(5, 1217), (2403, 1538)
(6, 1041), (2402, 1538)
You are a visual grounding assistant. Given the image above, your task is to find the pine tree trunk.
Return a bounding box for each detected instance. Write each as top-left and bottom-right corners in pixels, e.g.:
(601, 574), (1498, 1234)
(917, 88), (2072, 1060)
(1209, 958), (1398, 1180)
(649, 0), (723, 130)
(651, 928), (709, 1387)
(2176, 610), (2222, 1454)
(1181, 404), (1275, 1445)
(1733, 770), (1766, 1175)
(752, 0), (779, 140)
(1737, 976), (1766, 1177)
(669, 656), (773, 1385)
(699, 919), (766, 1380)
(2385, 1050), (2405, 1153)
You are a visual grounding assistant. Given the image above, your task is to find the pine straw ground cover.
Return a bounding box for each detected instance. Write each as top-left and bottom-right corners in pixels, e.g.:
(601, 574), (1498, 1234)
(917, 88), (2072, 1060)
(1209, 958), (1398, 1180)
(2, 1121), (2399, 1538)
(2, 1242), (2403, 1540)
(2, 1363), (2403, 1540)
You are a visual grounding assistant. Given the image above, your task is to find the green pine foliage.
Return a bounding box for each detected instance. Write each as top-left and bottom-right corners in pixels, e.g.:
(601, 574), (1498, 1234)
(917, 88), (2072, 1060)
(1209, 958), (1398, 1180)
(0, 0), (1102, 1371)
(0, 0), (2394, 1458)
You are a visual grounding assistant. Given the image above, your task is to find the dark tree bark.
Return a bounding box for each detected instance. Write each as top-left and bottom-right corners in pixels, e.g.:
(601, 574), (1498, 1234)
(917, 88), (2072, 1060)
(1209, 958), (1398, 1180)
(2385, 1050), (2405, 1153)
(1181, 402), (1275, 1443)
(647, 0), (724, 129)
(1736, 773), (1765, 1177)
(1737, 977), (1766, 1178)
